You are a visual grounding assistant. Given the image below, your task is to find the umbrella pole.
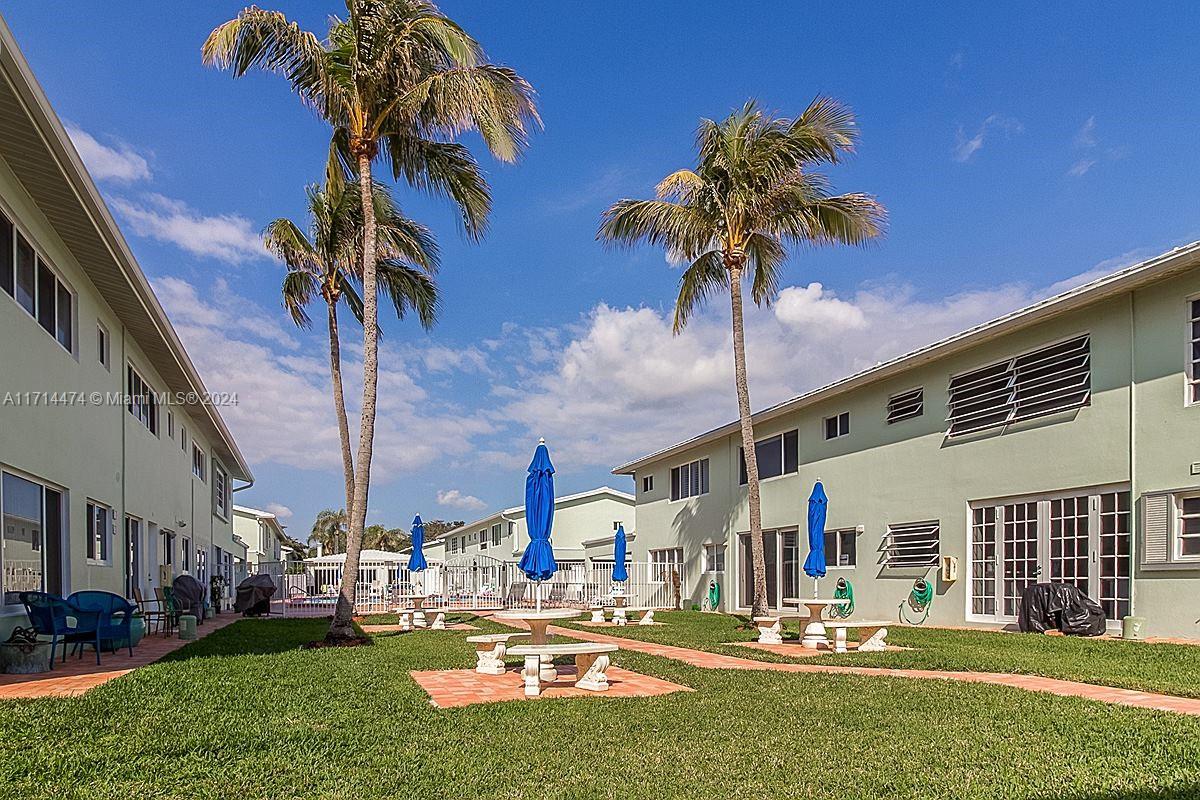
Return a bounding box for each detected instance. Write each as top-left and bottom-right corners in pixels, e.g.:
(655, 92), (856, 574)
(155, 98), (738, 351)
(535, 580), (542, 612)
(813, 577), (819, 597)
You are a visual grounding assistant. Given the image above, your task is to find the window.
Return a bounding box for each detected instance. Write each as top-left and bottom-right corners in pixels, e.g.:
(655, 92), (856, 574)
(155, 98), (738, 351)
(971, 507), (998, 616)
(127, 365), (159, 434)
(167, 411), (174, 439)
(192, 444), (206, 482)
(823, 528), (857, 567)
(612, 521), (622, 531)
(642, 475), (653, 493)
(947, 335), (1091, 436)
(163, 531), (176, 567)
(182, 537), (191, 572)
(1188, 299), (1200, 404)
(1179, 496), (1200, 560)
(650, 548), (683, 581)
(86, 501), (113, 564)
(703, 543), (726, 573)
(181, 425), (188, 452)
(448, 537), (459, 555)
(196, 547), (207, 584)
(824, 412), (850, 440)
(670, 458), (709, 501)
(880, 520), (939, 568)
(97, 324), (110, 368)
(213, 463), (229, 519)
(739, 430), (799, 484)
(1, 220), (73, 353)
(887, 387), (924, 424)
(2, 472), (64, 602)
(479, 529), (488, 550)
(491, 524), (502, 547)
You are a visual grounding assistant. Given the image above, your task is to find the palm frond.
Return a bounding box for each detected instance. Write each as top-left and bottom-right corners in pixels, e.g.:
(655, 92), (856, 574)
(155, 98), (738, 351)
(377, 260), (439, 330)
(673, 250), (727, 334)
(281, 269), (318, 328)
(598, 199), (715, 259)
(201, 8), (331, 110)
(380, 134), (490, 239)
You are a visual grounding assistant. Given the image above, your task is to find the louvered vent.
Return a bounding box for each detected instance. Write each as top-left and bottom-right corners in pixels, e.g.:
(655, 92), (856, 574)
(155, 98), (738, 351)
(887, 388), (924, 424)
(880, 521), (940, 568)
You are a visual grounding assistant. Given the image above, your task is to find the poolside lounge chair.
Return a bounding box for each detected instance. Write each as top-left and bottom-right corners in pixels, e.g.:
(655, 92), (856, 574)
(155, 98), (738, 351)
(503, 581), (528, 607)
(66, 591), (136, 662)
(18, 592), (101, 669)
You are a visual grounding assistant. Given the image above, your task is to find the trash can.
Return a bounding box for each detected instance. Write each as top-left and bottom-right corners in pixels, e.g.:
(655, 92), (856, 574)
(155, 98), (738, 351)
(1121, 615), (1146, 640)
(179, 614), (198, 640)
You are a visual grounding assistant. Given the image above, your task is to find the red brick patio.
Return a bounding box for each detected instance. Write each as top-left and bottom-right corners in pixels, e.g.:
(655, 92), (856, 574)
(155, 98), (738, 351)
(411, 664), (691, 708)
(0, 613), (240, 700)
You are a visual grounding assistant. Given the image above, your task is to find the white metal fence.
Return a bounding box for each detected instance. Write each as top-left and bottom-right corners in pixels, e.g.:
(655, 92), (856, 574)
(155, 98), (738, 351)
(252, 556), (684, 617)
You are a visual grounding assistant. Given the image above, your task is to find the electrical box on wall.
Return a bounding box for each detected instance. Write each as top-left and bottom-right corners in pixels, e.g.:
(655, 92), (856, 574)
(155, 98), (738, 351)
(941, 555), (958, 583)
(158, 564), (172, 587)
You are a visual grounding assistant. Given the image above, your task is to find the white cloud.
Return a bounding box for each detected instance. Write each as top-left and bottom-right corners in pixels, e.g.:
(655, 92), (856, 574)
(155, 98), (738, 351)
(436, 489), (487, 510)
(954, 114), (1023, 162)
(1074, 116), (1097, 149)
(265, 503), (294, 520)
(110, 193), (265, 263)
(774, 282), (868, 334)
(1067, 158), (1097, 178)
(65, 124), (152, 183)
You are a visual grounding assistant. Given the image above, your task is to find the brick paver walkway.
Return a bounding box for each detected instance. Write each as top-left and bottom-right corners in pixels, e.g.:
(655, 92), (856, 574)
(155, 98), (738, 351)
(543, 625), (1200, 717)
(411, 664), (690, 708)
(0, 613), (240, 700)
(360, 622), (477, 633)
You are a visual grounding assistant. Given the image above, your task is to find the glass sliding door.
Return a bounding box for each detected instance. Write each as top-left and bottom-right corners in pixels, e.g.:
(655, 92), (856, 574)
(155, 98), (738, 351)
(124, 517), (141, 598)
(1002, 501), (1040, 617)
(1048, 496), (1089, 595)
(1097, 491), (1131, 620)
(738, 530), (785, 609)
(1, 472), (63, 603)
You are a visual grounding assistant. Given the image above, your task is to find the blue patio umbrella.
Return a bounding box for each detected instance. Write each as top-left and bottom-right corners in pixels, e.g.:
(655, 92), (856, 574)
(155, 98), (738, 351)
(408, 515), (427, 573)
(803, 481), (829, 590)
(612, 524), (629, 583)
(517, 439), (557, 608)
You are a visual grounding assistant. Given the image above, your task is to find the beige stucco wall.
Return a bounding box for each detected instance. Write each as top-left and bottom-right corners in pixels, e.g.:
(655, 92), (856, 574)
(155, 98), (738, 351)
(629, 275), (1200, 638)
(0, 151), (240, 637)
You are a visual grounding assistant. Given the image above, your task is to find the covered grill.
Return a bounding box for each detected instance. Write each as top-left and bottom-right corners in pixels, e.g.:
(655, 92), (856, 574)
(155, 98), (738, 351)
(234, 574), (277, 616)
(1017, 583), (1106, 636)
(172, 574), (207, 621)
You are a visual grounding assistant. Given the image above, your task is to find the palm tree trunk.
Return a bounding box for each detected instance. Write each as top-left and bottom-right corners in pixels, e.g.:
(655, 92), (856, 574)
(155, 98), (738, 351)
(327, 301), (356, 519)
(329, 151), (382, 640)
(729, 263), (769, 617)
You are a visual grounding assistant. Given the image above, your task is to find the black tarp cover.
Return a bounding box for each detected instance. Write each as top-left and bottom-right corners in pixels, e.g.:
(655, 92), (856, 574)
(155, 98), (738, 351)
(172, 574), (206, 620)
(1017, 582), (1107, 636)
(235, 574), (277, 616)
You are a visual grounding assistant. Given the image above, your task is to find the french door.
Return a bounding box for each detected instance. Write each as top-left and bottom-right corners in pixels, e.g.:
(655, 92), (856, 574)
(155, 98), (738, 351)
(124, 517), (141, 598)
(970, 488), (1130, 623)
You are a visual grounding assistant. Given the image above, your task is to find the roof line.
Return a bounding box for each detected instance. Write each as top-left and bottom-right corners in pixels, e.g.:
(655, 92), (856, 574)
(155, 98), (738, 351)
(429, 486), (635, 541)
(613, 240), (1200, 474)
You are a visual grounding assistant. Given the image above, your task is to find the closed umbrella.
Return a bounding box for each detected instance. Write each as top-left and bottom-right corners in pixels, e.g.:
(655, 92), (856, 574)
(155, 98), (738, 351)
(802, 480), (828, 595)
(517, 439), (557, 610)
(612, 524), (629, 583)
(408, 514), (427, 594)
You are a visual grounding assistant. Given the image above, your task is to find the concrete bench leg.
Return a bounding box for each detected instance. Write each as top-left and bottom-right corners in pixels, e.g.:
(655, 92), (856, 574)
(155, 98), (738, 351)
(590, 607), (605, 623)
(637, 609), (655, 626)
(522, 654), (543, 697)
(858, 626), (888, 652)
(430, 610), (447, 630)
(802, 620), (828, 650)
(757, 618), (783, 645)
(413, 609), (427, 628)
(399, 610), (412, 631)
(834, 626), (848, 654)
(475, 642), (507, 675)
(613, 608), (627, 626)
(575, 653), (610, 691)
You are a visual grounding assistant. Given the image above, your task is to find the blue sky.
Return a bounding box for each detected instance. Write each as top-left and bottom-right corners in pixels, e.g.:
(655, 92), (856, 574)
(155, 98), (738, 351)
(4, 2), (1199, 537)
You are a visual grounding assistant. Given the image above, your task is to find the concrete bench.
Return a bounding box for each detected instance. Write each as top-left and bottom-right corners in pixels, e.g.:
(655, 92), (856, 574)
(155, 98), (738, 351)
(465, 632), (530, 675)
(507, 642), (620, 696)
(608, 606), (656, 626)
(823, 620), (891, 653)
(752, 614), (806, 644)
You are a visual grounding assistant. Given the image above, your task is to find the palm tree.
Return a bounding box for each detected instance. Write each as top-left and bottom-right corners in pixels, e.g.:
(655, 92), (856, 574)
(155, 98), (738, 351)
(598, 99), (886, 616)
(204, 0), (538, 639)
(264, 165), (438, 529)
(309, 508), (349, 555)
(363, 524), (410, 552)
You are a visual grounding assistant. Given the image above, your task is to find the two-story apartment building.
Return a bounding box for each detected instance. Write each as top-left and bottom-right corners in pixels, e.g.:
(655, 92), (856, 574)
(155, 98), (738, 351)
(617, 242), (1200, 639)
(426, 487), (635, 567)
(0, 18), (252, 637)
(233, 505), (286, 573)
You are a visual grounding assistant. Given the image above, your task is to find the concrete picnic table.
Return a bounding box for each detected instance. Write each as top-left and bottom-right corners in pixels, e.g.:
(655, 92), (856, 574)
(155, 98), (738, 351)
(781, 597), (853, 649)
(394, 594), (432, 628)
(493, 607), (581, 644)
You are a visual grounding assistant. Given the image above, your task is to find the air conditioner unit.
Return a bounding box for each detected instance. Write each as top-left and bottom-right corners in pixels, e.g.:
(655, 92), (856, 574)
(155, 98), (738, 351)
(940, 555), (958, 583)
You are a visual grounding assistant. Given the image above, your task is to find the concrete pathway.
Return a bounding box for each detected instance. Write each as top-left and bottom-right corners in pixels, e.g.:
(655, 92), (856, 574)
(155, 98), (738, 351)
(545, 624), (1200, 717)
(0, 613), (240, 700)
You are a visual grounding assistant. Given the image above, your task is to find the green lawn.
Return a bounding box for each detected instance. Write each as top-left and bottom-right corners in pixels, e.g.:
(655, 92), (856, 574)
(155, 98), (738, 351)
(0, 618), (1198, 799)
(560, 611), (1200, 699)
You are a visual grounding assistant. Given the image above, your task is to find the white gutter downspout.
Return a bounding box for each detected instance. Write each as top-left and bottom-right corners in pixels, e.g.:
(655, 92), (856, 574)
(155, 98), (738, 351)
(1128, 290), (1138, 617)
(500, 511), (520, 559)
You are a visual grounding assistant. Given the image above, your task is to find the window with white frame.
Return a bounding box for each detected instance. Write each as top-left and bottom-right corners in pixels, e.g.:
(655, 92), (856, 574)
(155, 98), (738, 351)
(824, 412), (850, 440)
(739, 429), (798, 484)
(162, 530), (176, 567)
(1188, 298), (1200, 404)
(642, 475), (653, 493)
(86, 500), (112, 564)
(947, 335), (1091, 436)
(192, 444), (206, 482)
(650, 547), (683, 581)
(181, 425), (188, 452)
(670, 458), (709, 501)
(703, 543), (726, 573)
(0, 210), (73, 353)
(97, 323), (110, 369)
(887, 388), (924, 424)
(1, 471), (64, 602)
(823, 528), (857, 567)
(491, 523), (502, 547)
(167, 411), (174, 439)
(1179, 495), (1200, 560)
(479, 529), (488, 550)
(213, 463), (229, 520)
(880, 520), (939, 568)
(181, 537), (191, 572)
(127, 365), (159, 435)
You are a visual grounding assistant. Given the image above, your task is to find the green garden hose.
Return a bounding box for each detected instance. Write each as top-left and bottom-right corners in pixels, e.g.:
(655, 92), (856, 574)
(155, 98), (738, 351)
(899, 578), (934, 625)
(703, 580), (721, 612)
(830, 577), (854, 619)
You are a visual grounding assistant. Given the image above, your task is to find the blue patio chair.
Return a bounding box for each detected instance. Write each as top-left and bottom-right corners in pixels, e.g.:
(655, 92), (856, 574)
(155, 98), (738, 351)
(67, 591), (137, 662)
(18, 592), (101, 669)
